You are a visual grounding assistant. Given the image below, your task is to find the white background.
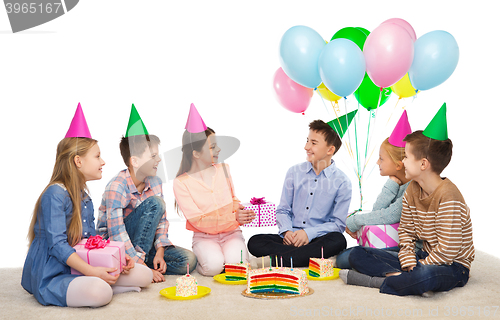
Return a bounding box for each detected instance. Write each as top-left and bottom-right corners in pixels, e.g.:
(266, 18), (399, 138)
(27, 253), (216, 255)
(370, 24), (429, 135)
(0, 0), (498, 268)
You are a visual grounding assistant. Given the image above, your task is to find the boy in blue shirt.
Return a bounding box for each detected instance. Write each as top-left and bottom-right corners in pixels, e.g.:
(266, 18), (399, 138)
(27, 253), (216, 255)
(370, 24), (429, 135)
(248, 120), (352, 267)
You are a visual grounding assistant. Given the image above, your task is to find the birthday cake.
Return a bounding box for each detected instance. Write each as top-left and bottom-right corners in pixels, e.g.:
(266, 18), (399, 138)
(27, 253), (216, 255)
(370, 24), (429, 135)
(225, 262), (249, 281)
(308, 258), (334, 278)
(246, 267), (308, 295)
(176, 274), (198, 297)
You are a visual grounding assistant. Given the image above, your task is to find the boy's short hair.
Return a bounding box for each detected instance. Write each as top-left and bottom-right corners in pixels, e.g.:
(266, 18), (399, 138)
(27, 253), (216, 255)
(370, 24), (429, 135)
(309, 120), (342, 155)
(119, 134), (161, 168)
(403, 130), (452, 174)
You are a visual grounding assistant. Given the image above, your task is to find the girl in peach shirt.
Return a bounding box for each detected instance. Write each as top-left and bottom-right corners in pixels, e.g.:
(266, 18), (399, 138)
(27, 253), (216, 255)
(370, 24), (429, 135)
(173, 127), (256, 276)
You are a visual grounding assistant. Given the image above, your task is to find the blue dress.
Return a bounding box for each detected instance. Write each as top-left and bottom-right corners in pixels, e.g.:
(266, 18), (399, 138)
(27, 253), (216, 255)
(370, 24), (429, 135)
(21, 184), (96, 306)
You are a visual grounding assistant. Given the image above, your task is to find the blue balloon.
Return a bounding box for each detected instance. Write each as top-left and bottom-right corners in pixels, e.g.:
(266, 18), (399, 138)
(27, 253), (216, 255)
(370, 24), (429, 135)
(409, 30), (459, 91)
(279, 26), (325, 89)
(318, 38), (366, 97)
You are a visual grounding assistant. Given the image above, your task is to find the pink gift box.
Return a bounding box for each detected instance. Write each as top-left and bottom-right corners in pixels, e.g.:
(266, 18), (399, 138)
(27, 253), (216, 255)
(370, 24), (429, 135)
(242, 201), (276, 227)
(71, 238), (126, 276)
(357, 223), (400, 249)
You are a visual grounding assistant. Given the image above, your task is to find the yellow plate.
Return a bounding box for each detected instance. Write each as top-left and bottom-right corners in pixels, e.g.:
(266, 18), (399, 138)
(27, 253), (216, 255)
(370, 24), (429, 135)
(305, 268), (340, 281)
(213, 273), (246, 285)
(159, 286), (211, 300)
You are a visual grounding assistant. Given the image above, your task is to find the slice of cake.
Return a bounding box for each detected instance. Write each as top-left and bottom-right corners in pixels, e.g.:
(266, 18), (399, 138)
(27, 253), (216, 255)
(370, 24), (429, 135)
(247, 267), (308, 295)
(309, 258), (334, 278)
(176, 274), (198, 297)
(224, 262), (250, 281)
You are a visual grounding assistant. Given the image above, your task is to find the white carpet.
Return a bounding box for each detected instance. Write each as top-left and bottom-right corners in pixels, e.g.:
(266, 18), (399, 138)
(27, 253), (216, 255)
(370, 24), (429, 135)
(1, 251), (499, 320)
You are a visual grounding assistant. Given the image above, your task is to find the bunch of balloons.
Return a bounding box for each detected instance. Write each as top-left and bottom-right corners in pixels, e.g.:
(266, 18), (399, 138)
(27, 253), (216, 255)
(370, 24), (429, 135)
(273, 18), (459, 113)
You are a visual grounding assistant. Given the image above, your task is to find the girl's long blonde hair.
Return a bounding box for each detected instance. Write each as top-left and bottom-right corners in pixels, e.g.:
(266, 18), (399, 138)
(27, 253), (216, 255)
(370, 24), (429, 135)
(381, 138), (406, 165)
(28, 137), (97, 247)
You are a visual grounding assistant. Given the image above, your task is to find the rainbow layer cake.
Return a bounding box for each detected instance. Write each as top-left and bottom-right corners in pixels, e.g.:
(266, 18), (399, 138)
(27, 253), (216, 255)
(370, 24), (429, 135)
(247, 267), (308, 295)
(176, 274), (197, 297)
(224, 262), (249, 281)
(308, 258), (334, 278)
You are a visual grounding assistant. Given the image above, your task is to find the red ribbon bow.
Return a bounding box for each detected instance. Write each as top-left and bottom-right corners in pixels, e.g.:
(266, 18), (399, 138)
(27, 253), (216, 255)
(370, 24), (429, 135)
(250, 197), (267, 205)
(85, 235), (109, 249)
(250, 197), (267, 226)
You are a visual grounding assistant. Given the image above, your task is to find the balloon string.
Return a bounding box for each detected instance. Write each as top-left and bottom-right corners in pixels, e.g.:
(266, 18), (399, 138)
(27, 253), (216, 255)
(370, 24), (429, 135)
(365, 96), (402, 167)
(331, 101), (345, 138)
(352, 99), (363, 212)
(316, 89), (332, 115)
(361, 89), (382, 178)
(318, 90), (355, 163)
(341, 98), (362, 211)
(318, 91), (359, 182)
(385, 97), (403, 127)
(328, 99), (355, 164)
(330, 100), (359, 179)
(343, 97), (355, 160)
(340, 98), (355, 160)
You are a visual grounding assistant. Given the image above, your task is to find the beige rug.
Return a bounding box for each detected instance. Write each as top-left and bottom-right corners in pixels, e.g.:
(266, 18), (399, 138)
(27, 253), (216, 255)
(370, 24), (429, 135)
(1, 251), (499, 320)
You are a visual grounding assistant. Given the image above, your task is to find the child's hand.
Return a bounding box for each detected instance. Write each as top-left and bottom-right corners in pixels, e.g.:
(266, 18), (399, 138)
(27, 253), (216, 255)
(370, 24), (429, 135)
(121, 255), (135, 275)
(92, 266), (120, 285)
(151, 269), (165, 283)
(345, 226), (357, 239)
(292, 230), (309, 247)
(235, 206), (256, 225)
(153, 247), (167, 274)
(283, 231), (295, 246)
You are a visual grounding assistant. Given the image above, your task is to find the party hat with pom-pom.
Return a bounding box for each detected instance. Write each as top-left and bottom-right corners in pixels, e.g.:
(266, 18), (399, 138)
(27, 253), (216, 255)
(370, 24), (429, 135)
(125, 104), (149, 137)
(65, 103), (92, 138)
(388, 110), (412, 147)
(185, 103), (207, 133)
(423, 103), (448, 141)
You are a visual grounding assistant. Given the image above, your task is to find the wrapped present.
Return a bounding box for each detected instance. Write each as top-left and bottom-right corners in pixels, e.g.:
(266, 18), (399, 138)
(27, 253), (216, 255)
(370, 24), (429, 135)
(357, 223), (400, 249)
(71, 235), (126, 276)
(242, 197), (276, 227)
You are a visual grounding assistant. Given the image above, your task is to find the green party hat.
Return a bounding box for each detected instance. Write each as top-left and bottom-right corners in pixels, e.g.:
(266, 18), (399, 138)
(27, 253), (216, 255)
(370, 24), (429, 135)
(423, 103), (448, 141)
(327, 109), (358, 138)
(125, 104), (149, 137)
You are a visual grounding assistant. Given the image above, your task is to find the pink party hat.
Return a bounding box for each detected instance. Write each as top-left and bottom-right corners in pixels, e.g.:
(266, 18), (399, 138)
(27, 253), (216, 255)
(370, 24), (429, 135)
(65, 103), (92, 138)
(388, 110), (411, 147)
(185, 103), (207, 133)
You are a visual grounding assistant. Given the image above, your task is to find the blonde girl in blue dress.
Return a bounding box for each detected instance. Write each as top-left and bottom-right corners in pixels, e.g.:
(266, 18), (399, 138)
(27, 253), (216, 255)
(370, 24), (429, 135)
(22, 109), (152, 307)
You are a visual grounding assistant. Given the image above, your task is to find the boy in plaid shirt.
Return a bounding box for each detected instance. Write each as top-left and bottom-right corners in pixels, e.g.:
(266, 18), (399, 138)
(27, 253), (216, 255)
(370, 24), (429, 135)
(97, 105), (196, 282)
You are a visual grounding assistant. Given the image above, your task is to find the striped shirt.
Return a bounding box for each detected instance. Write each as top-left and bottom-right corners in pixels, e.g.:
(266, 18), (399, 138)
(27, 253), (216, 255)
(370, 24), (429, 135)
(97, 169), (171, 264)
(398, 178), (474, 270)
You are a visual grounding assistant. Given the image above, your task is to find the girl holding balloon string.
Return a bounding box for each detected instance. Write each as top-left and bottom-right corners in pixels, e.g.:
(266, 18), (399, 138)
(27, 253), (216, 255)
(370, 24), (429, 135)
(21, 105), (152, 307)
(336, 111), (412, 269)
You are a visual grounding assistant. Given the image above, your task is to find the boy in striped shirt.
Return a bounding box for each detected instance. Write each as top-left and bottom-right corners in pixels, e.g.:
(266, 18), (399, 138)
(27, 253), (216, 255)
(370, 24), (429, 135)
(340, 104), (474, 296)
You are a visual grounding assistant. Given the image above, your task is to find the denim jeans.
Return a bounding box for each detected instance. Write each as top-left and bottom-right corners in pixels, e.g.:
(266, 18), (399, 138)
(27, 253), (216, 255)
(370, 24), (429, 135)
(336, 246), (399, 269)
(349, 246), (470, 296)
(124, 196), (197, 275)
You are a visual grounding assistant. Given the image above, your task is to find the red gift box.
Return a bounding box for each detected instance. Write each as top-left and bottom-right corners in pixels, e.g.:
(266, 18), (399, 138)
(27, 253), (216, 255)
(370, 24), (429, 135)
(71, 236), (126, 276)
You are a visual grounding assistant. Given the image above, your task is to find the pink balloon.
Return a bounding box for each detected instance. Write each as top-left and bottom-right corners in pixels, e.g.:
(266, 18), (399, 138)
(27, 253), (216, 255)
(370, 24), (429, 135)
(273, 67), (313, 114)
(364, 23), (414, 88)
(381, 18), (417, 42)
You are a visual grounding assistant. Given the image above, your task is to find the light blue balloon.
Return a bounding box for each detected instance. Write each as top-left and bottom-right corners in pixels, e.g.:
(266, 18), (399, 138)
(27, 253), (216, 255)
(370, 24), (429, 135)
(279, 26), (326, 89)
(409, 30), (459, 91)
(318, 38), (366, 97)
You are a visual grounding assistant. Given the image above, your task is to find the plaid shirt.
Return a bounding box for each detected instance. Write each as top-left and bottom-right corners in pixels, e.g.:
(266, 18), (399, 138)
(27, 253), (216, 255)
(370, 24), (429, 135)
(97, 169), (172, 264)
